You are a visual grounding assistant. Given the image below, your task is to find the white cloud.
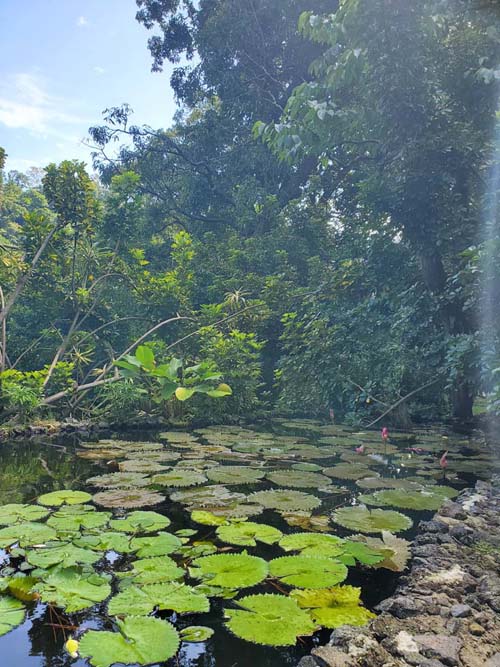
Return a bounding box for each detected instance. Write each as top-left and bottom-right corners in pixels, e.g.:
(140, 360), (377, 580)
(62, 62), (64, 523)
(93, 66), (106, 75)
(77, 16), (88, 27)
(0, 72), (87, 138)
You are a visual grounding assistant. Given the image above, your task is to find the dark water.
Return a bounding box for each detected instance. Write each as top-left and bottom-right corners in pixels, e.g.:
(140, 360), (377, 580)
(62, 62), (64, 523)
(0, 421), (494, 667)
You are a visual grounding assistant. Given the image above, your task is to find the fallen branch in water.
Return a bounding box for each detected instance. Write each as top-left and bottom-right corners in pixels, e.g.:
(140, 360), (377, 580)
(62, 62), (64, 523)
(363, 378), (441, 428)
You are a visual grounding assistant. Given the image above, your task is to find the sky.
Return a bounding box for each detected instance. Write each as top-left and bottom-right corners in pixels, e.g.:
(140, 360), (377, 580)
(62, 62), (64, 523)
(0, 0), (178, 173)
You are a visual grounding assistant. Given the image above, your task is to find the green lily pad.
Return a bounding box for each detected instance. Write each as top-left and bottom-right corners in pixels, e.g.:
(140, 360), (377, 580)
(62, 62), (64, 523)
(206, 466), (266, 485)
(358, 487), (456, 511)
(0, 504), (50, 525)
(180, 626), (214, 642)
(152, 470), (207, 487)
(278, 532), (345, 557)
(280, 511), (331, 532)
(248, 490), (321, 512)
(38, 490), (92, 506)
(26, 543), (102, 569)
(47, 506), (111, 535)
(0, 522), (57, 548)
(79, 616), (180, 667)
(93, 489), (165, 509)
(190, 510), (228, 526)
(118, 556), (184, 585)
(332, 506), (412, 534)
(292, 463), (323, 472)
(118, 460), (167, 473)
(324, 464), (375, 481)
(216, 522), (282, 547)
(74, 533), (136, 554)
(266, 470), (331, 489)
(225, 594), (317, 646)
(109, 511), (170, 534)
(269, 556), (348, 588)
(170, 485), (245, 508)
(290, 585), (376, 628)
(0, 595), (25, 636)
(130, 532), (182, 557)
(34, 567), (111, 612)
(86, 472), (151, 488)
(109, 581), (209, 616)
(351, 531), (411, 572)
(189, 553), (268, 588)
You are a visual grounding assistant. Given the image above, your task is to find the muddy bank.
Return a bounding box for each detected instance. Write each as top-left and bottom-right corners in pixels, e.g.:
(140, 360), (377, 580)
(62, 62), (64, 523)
(299, 477), (500, 667)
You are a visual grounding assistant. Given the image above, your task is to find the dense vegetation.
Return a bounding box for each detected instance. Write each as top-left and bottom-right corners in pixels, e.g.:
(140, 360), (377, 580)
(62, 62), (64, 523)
(1, 0), (500, 427)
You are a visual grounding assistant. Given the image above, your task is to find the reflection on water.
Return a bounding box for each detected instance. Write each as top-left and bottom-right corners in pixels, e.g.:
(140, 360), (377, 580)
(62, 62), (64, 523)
(0, 421), (494, 667)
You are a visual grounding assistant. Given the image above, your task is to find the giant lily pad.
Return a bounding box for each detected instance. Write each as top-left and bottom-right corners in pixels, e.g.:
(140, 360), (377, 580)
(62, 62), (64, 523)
(224, 594), (317, 646)
(216, 522), (282, 547)
(170, 485), (245, 508)
(118, 557), (184, 585)
(351, 531), (411, 572)
(74, 533), (137, 554)
(38, 490), (92, 506)
(152, 470), (207, 487)
(248, 490), (321, 512)
(324, 464), (375, 481)
(269, 556), (347, 588)
(290, 585), (376, 628)
(109, 511), (170, 534)
(86, 472), (151, 488)
(332, 506), (412, 534)
(47, 506), (111, 535)
(0, 595), (25, 636)
(0, 522), (57, 548)
(79, 616), (180, 667)
(278, 533), (345, 557)
(0, 504), (50, 525)
(266, 470), (331, 489)
(93, 489), (165, 509)
(108, 582), (209, 616)
(26, 542), (102, 569)
(34, 568), (111, 612)
(358, 486), (459, 511)
(118, 460), (167, 474)
(280, 511), (331, 533)
(189, 553), (268, 588)
(206, 466), (266, 485)
(130, 532), (182, 557)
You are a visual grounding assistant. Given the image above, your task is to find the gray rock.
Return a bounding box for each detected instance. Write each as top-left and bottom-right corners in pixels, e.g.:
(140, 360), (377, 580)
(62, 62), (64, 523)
(485, 654), (500, 667)
(413, 634), (461, 666)
(297, 657), (319, 667)
(449, 603), (471, 618)
(376, 596), (424, 618)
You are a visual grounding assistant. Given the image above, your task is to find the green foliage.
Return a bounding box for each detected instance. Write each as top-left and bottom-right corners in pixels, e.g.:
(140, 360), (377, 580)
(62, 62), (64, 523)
(290, 585), (376, 629)
(34, 568), (112, 613)
(332, 506), (413, 534)
(216, 521), (282, 547)
(269, 555), (348, 588)
(0, 595), (25, 637)
(189, 553), (268, 588)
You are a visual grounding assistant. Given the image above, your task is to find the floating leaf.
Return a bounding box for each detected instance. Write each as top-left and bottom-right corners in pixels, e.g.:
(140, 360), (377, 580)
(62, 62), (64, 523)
(290, 585), (376, 628)
(0, 595), (25, 636)
(7, 576), (39, 602)
(152, 470), (207, 487)
(269, 556), (347, 588)
(109, 511), (170, 534)
(332, 506), (412, 534)
(278, 533), (345, 557)
(190, 553), (268, 588)
(280, 511), (331, 533)
(0, 504), (50, 525)
(93, 489), (165, 509)
(170, 485), (245, 508)
(216, 522), (282, 547)
(118, 460), (167, 474)
(190, 511), (228, 526)
(26, 543), (101, 569)
(248, 490), (321, 512)
(266, 470), (331, 489)
(180, 626), (214, 642)
(292, 463), (323, 472)
(225, 594), (316, 646)
(130, 532), (182, 557)
(108, 582), (209, 616)
(118, 557), (184, 585)
(352, 531), (411, 571)
(34, 568), (111, 612)
(0, 522), (57, 548)
(206, 466), (266, 485)
(47, 506), (111, 535)
(86, 473), (151, 488)
(79, 616), (180, 667)
(324, 464), (375, 480)
(38, 490), (92, 506)
(74, 533), (136, 554)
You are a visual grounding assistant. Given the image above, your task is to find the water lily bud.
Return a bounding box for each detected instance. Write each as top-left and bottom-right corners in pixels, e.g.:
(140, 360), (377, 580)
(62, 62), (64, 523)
(65, 638), (79, 658)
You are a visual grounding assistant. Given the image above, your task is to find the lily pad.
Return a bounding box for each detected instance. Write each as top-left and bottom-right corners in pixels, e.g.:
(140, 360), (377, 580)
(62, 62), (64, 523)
(180, 626), (214, 642)
(190, 510), (228, 526)
(332, 506), (412, 534)
(206, 466), (266, 485)
(266, 470), (331, 489)
(248, 489), (321, 512)
(269, 556), (348, 588)
(0, 595), (25, 637)
(118, 556), (184, 585)
(130, 532), (182, 557)
(86, 472), (151, 488)
(109, 511), (170, 534)
(47, 506), (111, 535)
(278, 532), (345, 557)
(118, 460), (167, 474)
(290, 585), (376, 628)
(0, 522), (57, 548)
(324, 464), (375, 481)
(216, 522), (282, 547)
(351, 531), (411, 571)
(38, 490), (92, 506)
(74, 533), (137, 554)
(152, 470), (207, 487)
(189, 553), (268, 588)
(0, 504), (50, 525)
(170, 485), (245, 508)
(358, 486), (459, 511)
(280, 511), (331, 533)
(108, 582), (209, 616)
(225, 594), (317, 646)
(34, 567), (111, 612)
(93, 489), (165, 509)
(26, 543), (102, 569)
(79, 616), (180, 667)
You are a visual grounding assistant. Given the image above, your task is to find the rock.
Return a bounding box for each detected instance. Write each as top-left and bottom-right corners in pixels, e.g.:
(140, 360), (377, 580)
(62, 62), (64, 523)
(468, 622), (486, 636)
(413, 634), (461, 665)
(297, 657), (319, 667)
(311, 646), (351, 666)
(449, 524), (475, 544)
(376, 596), (424, 618)
(485, 654), (500, 667)
(449, 603), (471, 618)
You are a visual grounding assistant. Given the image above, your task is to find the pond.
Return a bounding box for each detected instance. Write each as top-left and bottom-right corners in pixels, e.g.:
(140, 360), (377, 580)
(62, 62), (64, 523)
(0, 419), (494, 667)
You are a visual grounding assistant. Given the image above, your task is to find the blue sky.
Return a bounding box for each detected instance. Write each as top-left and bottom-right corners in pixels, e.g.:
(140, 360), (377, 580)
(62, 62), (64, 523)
(0, 0), (177, 173)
